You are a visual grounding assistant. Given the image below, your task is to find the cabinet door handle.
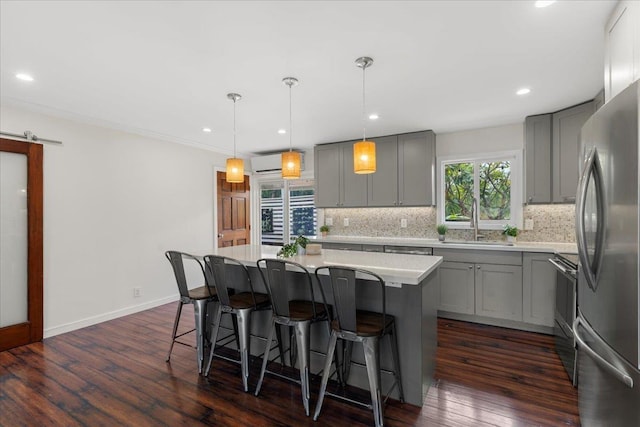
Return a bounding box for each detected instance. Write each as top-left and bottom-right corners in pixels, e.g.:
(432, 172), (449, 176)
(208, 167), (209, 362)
(399, 201), (403, 205)
(476, 265), (481, 269)
(528, 196), (533, 203)
(468, 265), (473, 269)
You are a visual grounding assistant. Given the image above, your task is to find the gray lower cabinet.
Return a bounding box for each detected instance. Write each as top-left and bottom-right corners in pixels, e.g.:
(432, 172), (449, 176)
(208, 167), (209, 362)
(315, 141), (367, 207)
(552, 101), (595, 203)
(438, 261), (475, 314)
(475, 263), (523, 322)
(321, 242), (363, 251)
(522, 253), (556, 327)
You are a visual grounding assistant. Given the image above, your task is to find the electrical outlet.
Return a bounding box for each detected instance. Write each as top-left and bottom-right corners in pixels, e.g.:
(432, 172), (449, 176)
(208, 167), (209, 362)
(325, 217), (333, 226)
(400, 219), (407, 228)
(343, 218), (349, 227)
(524, 219), (534, 230)
(133, 287), (142, 298)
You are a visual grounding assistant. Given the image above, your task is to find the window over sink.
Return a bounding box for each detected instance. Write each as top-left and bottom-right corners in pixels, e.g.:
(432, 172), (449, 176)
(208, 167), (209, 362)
(438, 150), (522, 230)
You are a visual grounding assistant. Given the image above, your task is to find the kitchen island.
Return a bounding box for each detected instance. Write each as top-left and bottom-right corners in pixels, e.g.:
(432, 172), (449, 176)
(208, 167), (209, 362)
(191, 244), (442, 406)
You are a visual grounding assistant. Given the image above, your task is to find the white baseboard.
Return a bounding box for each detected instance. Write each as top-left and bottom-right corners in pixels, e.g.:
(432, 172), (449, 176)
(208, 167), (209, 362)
(44, 295), (179, 338)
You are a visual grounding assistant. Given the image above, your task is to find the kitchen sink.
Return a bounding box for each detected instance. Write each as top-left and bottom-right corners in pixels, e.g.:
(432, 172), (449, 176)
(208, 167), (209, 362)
(441, 240), (514, 246)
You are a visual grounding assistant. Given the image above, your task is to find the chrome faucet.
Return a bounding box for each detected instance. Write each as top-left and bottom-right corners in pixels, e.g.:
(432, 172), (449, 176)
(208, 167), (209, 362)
(470, 197), (480, 241)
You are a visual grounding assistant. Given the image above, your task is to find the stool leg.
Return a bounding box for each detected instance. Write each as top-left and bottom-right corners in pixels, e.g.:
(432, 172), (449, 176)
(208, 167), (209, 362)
(166, 301), (184, 362)
(193, 299), (209, 374)
(363, 337), (383, 427)
(313, 331), (338, 421)
(389, 322), (404, 402)
(275, 324), (286, 366)
(255, 317), (277, 397)
(343, 340), (354, 383)
(237, 308), (252, 392)
(204, 306), (223, 376)
(294, 320), (311, 416)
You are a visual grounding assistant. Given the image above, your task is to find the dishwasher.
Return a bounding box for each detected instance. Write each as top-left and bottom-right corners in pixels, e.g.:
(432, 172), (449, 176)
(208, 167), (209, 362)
(383, 245), (433, 255)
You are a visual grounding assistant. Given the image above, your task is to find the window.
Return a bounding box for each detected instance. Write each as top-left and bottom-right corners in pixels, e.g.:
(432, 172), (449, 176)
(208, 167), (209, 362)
(259, 179), (317, 245)
(439, 151), (522, 229)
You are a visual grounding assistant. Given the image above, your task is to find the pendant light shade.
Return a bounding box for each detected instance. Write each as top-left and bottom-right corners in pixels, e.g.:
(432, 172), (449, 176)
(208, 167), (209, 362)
(353, 140), (376, 174)
(281, 77), (301, 179)
(226, 157), (244, 183)
(282, 150), (301, 179)
(225, 93), (244, 183)
(354, 56), (376, 174)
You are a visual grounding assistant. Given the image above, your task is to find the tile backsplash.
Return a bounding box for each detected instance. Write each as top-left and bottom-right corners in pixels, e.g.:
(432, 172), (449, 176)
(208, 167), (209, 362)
(322, 204), (576, 243)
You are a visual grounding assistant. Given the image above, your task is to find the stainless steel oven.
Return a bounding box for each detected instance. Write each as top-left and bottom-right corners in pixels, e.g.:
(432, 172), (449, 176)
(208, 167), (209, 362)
(549, 253), (578, 386)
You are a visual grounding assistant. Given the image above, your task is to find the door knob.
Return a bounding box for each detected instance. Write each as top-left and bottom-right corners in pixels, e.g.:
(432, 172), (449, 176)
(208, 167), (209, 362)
(217, 233), (224, 238)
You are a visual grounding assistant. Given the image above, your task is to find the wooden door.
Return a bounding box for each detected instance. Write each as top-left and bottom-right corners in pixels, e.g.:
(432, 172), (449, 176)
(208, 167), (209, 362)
(217, 171), (250, 247)
(0, 138), (43, 351)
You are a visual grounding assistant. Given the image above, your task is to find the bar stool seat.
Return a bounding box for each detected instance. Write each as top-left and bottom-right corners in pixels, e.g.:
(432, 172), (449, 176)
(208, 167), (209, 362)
(289, 300), (328, 321)
(227, 292), (270, 309)
(331, 310), (393, 337)
(186, 286), (215, 300)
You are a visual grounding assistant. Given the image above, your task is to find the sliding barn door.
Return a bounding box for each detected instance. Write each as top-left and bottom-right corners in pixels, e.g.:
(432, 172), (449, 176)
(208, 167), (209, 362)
(0, 138), (43, 351)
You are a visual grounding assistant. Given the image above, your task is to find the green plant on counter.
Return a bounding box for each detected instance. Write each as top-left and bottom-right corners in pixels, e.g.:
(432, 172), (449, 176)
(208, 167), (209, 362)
(278, 243), (299, 258)
(503, 224), (518, 237)
(436, 224), (448, 235)
(319, 225), (330, 233)
(295, 235), (309, 248)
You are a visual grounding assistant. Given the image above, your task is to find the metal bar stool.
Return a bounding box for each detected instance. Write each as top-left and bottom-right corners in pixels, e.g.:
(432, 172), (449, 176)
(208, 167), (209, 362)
(313, 266), (404, 427)
(254, 258), (333, 416)
(164, 251), (217, 374)
(202, 254), (275, 392)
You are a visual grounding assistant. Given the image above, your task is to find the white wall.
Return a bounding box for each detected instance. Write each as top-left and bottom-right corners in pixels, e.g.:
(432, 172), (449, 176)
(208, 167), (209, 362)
(0, 105), (228, 337)
(436, 122), (524, 157)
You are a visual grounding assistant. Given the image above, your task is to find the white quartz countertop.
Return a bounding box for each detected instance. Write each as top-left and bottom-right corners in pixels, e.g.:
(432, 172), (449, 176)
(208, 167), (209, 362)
(316, 236), (578, 255)
(190, 244), (442, 286)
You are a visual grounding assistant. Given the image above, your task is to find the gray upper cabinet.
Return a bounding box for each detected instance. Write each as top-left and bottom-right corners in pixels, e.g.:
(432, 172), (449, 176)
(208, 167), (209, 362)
(399, 131), (436, 206)
(367, 131), (436, 207)
(315, 141), (367, 208)
(552, 101), (595, 203)
(525, 114), (552, 204)
(367, 135), (398, 206)
(316, 130), (435, 208)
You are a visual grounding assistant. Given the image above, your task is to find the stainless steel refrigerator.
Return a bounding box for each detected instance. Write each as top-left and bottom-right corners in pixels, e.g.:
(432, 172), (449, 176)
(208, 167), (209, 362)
(575, 80), (640, 427)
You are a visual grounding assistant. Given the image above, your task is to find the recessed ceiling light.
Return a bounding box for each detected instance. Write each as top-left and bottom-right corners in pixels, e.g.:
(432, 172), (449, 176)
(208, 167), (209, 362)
(16, 73), (34, 82)
(369, 114), (379, 120)
(278, 129), (286, 134)
(516, 88), (531, 95)
(202, 127), (212, 133)
(535, 1), (556, 8)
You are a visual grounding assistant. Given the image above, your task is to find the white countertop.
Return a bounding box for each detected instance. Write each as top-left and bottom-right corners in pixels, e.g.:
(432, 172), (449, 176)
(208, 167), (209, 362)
(190, 244), (442, 286)
(316, 236), (578, 255)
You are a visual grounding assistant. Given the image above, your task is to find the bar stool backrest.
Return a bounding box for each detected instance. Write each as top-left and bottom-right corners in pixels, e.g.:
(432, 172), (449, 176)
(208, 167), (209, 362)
(203, 255), (254, 308)
(165, 251), (211, 300)
(257, 258), (325, 319)
(315, 266), (386, 335)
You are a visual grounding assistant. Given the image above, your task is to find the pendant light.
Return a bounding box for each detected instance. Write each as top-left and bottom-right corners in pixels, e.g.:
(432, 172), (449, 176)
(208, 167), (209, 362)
(353, 56), (376, 174)
(281, 77), (301, 179)
(226, 93), (244, 183)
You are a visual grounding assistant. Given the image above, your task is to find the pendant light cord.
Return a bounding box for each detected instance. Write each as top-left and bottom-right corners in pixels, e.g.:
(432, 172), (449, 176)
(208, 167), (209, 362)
(362, 65), (366, 141)
(289, 82), (293, 153)
(233, 98), (237, 158)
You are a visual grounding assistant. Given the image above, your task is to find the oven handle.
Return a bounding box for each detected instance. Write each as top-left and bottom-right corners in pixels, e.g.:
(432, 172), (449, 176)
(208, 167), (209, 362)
(548, 258), (576, 279)
(573, 315), (634, 388)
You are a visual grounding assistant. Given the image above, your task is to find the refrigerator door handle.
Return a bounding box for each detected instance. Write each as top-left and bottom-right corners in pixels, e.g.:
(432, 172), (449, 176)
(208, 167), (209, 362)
(573, 315), (634, 388)
(575, 147), (606, 291)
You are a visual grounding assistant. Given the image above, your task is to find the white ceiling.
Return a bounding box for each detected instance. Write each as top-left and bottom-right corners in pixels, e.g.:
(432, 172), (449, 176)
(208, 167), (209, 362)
(0, 1), (616, 157)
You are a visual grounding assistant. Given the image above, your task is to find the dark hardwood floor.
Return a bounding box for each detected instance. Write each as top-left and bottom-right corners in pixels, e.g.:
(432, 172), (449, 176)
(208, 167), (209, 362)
(0, 303), (579, 426)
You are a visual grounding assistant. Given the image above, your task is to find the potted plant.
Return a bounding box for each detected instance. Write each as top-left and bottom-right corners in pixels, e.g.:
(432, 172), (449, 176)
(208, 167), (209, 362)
(503, 224), (518, 243)
(320, 225), (330, 238)
(277, 243), (298, 258)
(295, 235), (309, 255)
(436, 224), (448, 241)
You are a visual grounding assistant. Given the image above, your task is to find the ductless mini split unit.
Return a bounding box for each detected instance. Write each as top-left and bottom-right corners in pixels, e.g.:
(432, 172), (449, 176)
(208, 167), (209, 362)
(250, 152), (305, 174)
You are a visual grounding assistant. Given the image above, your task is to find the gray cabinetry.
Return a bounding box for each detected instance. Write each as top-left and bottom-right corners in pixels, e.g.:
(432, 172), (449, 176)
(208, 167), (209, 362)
(525, 114), (552, 204)
(438, 261), (475, 314)
(367, 135), (398, 206)
(475, 263), (523, 322)
(368, 131), (436, 207)
(434, 248), (523, 323)
(320, 242), (363, 251)
(314, 141), (367, 208)
(522, 253), (556, 327)
(552, 101), (595, 203)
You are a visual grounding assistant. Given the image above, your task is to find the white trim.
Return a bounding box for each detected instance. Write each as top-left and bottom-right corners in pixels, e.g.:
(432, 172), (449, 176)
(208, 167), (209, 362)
(43, 294), (178, 338)
(437, 149), (523, 230)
